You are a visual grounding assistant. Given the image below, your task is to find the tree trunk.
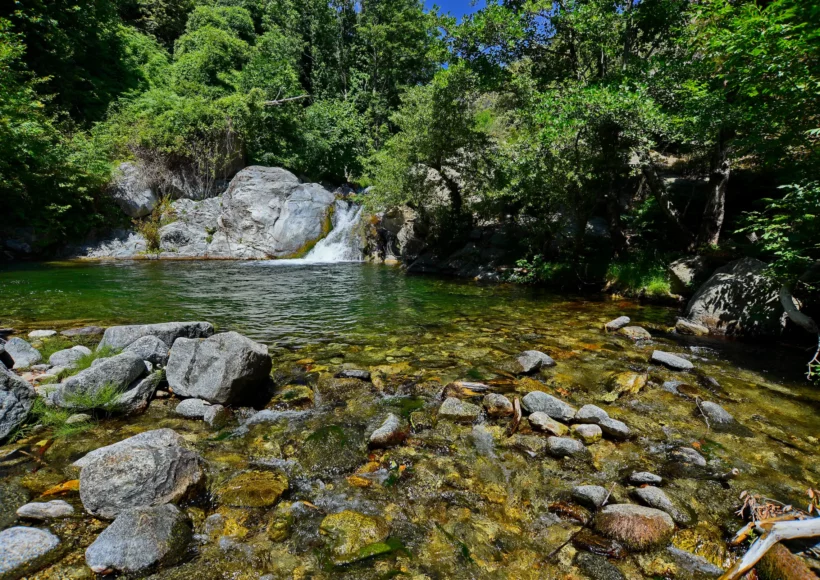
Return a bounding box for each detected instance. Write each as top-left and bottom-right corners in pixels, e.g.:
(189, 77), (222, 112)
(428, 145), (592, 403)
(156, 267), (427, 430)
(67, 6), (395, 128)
(605, 192), (628, 256)
(639, 153), (695, 249)
(698, 131), (732, 247)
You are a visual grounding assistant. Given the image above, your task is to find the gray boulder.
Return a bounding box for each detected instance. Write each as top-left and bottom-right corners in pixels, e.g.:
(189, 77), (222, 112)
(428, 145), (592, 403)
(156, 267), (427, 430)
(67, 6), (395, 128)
(16, 500), (75, 520)
(175, 398), (211, 419)
(675, 318), (710, 336)
(74, 428), (204, 519)
(521, 391), (576, 422)
(85, 504), (191, 575)
(113, 371), (163, 415)
(605, 316), (631, 332)
(685, 257), (786, 337)
(48, 345), (92, 368)
(5, 338), (42, 369)
(203, 404), (228, 428)
(516, 350), (556, 373)
(0, 527), (61, 578)
(0, 372), (36, 442)
(61, 326), (105, 337)
(99, 321), (214, 350)
(573, 405), (631, 440)
(166, 332), (271, 404)
(218, 166), (336, 258)
(53, 352), (146, 409)
(110, 162), (159, 218)
(124, 335), (170, 366)
(651, 350), (694, 371)
(668, 256), (709, 295)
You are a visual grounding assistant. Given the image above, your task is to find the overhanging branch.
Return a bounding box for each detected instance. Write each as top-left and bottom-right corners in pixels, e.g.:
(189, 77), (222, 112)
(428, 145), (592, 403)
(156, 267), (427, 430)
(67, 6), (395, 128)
(263, 95), (311, 107)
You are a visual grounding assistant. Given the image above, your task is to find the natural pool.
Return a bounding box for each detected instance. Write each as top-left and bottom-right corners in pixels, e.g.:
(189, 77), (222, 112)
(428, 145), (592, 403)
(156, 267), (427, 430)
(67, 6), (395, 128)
(1, 261), (819, 579)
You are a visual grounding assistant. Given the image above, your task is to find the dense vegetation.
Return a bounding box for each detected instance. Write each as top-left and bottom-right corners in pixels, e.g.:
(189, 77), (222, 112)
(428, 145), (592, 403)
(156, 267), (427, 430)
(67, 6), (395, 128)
(1, 0), (818, 301)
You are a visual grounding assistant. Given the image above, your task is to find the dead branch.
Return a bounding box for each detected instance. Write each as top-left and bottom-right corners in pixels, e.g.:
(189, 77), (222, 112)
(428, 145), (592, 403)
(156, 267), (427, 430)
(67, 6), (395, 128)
(263, 95), (311, 106)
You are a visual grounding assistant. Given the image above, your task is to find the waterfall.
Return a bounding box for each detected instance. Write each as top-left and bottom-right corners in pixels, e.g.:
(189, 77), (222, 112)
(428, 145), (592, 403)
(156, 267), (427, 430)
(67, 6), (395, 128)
(303, 200), (364, 263)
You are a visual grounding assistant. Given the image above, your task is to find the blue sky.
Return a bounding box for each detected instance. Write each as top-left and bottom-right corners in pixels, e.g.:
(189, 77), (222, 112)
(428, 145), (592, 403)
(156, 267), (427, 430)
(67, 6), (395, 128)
(425, 0), (486, 19)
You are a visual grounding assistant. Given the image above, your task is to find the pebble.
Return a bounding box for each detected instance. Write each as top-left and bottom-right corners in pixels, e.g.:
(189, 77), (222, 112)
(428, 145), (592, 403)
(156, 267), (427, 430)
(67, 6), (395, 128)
(670, 446), (707, 467)
(369, 413), (406, 448)
(0, 526), (61, 577)
(573, 424), (603, 444)
(629, 471), (662, 485)
(528, 412), (568, 436)
(651, 350), (694, 371)
(571, 485), (611, 509)
(546, 436), (587, 458)
(65, 413), (92, 425)
(16, 500), (75, 520)
(618, 326), (651, 340)
(605, 316), (631, 332)
(516, 350), (556, 373)
(438, 397), (481, 423)
(521, 391), (576, 421)
(598, 417), (631, 440)
(575, 404), (609, 423)
(482, 393), (513, 417)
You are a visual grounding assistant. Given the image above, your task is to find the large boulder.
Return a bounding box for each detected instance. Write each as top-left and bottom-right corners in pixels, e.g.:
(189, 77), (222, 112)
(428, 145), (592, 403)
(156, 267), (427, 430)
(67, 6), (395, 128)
(684, 257), (786, 337)
(98, 321), (214, 350)
(166, 332), (271, 404)
(73, 429), (204, 519)
(48, 345), (92, 368)
(4, 338), (42, 369)
(53, 352), (147, 409)
(668, 256), (709, 295)
(0, 527), (61, 578)
(124, 335), (170, 366)
(0, 372), (36, 442)
(85, 504), (192, 575)
(218, 166), (335, 258)
(110, 162), (159, 218)
(369, 206), (429, 263)
(112, 371), (163, 415)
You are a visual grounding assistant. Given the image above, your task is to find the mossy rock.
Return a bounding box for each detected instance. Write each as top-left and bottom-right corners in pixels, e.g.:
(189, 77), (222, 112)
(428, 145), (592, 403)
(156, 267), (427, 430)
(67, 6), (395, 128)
(319, 510), (390, 565)
(215, 470), (288, 508)
(268, 385), (314, 408)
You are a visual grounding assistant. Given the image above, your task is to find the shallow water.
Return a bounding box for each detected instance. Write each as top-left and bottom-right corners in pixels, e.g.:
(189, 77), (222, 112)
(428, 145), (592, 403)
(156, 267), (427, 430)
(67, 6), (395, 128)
(2, 261), (819, 579)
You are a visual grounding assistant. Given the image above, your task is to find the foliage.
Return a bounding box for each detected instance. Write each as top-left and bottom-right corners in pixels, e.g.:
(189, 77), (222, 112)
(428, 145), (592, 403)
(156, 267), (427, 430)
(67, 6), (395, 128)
(605, 252), (673, 298)
(26, 398), (95, 440)
(134, 195), (177, 253)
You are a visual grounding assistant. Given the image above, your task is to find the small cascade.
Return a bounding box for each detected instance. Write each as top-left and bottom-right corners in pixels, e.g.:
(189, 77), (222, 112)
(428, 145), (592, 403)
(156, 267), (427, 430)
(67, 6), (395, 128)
(302, 200), (364, 263)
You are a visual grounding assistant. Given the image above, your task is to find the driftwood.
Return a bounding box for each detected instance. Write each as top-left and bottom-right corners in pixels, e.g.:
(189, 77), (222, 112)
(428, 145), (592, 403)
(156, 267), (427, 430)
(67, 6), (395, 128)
(720, 516), (820, 580)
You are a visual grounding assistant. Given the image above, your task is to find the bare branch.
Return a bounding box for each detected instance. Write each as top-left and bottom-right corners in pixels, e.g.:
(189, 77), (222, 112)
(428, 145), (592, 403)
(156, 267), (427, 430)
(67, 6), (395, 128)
(263, 95), (311, 106)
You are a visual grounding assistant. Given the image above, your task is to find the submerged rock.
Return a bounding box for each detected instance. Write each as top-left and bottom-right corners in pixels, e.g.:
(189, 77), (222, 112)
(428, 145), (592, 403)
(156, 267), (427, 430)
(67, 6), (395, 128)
(4, 338), (42, 369)
(629, 472), (662, 485)
(670, 447), (707, 467)
(595, 504), (675, 551)
(573, 405), (631, 440)
(48, 345), (91, 368)
(167, 332), (271, 404)
(216, 470), (288, 508)
(528, 412), (568, 436)
(85, 504), (191, 575)
(666, 546), (724, 577)
(651, 350), (694, 371)
(369, 413), (406, 448)
(54, 352), (146, 408)
(521, 391), (576, 422)
(575, 552), (626, 580)
(438, 397), (481, 422)
(16, 500), (75, 520)
(124, 335), (170, 366)
(698, 401), (735, 428)
(335, 369), (371, 381)
(632, 486), (694, 527)
(547, 436), (587, 458)
(99, 321), (214, 350)
(74, 428), (204, 519)
(0, 371), (36, 442)
(482, 393), (513, 417)
(319, 510), (390, 565)
(0, 527), (61, 578)
(516, 350), (556, 373)
(572, 485), (611, 509)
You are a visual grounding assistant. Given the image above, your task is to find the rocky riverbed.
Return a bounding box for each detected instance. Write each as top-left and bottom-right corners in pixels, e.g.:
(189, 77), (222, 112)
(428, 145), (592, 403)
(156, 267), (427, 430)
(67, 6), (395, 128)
(1, 308), (819, 579)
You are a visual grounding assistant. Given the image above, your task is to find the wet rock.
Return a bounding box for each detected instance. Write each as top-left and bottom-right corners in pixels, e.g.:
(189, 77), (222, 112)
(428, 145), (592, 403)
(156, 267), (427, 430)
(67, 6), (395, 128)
(0, 526), (61, 578)
(619, 326), (651, 340)
(505, 434), (549, 455)
(54, 352), (146, 409)
(335, 369), (371, 381)
(605, 316), (631, 332)
(216, 470), (288, 507)
(572, 485), (611, 509)
(267, 502), (294, 542)
(74, 428), (204, 519)
(546, 436), (587, 458)
(85, 504), (192, 575)
(319, 510), (390, 565)
(113, 370), (162, 415)
(757, 542), (816, 580)
(629, 472), (662, 485)
(632, 486), (694, 527)
(666, 546), (724, 577)
(651, 350), (694, 371)
(598, 417), (631, 441)
(575, 552), (626, 580)
(573, 424), (603, 444)
(110, 161), (159, 218)
(516, 350), (556, 373)
(438, 396), (481, 422)
(65, 413), (92, 425)
(269, 385), (314, 408)
(528, 412), (568, 436)
(575, 404), (609, 423)
(605, 372), (647, 400)
(675, 318), (710, 336)
(28, 330), (56, 339)
(167, 331), (272, 404)
(369, 413), (406, 448)
(521, 391), (576, 422)
(670, 447), (706, 467)
(685, 257), (786, 338)
(61, 326), (105, 337)
(48, 345), (92, 368)
(5, 338), (42, 369)
(595, 504), (675, 551)
(572, 529), (626, 559)
(99, 321), (214, 350)
(203, 404), (228, 428)
(175, 398), (211, 419)
(0, 371), (36, 442)
(124, 335), (170, 366)
(482, 393), (513, 417)
(16, 500), (75, 520)
(699, 401), (734, 428)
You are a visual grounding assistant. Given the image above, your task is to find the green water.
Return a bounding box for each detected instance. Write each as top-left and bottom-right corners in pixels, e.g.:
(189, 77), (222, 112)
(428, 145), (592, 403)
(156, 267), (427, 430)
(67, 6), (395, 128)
(2, 261), (819, 579)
